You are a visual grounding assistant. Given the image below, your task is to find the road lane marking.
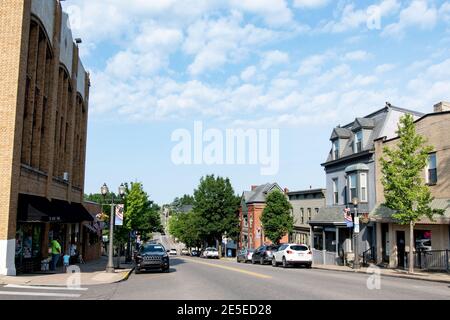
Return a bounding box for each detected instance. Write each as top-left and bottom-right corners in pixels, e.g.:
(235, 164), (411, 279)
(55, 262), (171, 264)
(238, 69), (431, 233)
(180, 257), (272, 279)
(0, 291), (81, 298)
(5, 284), (88, 291)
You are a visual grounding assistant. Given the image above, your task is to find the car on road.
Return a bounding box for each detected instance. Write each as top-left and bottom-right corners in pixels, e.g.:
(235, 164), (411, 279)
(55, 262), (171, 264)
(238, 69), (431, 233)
(134, 243), (170, 274)
(237, 248), (254, 263)
(202, 247), (219, 259)
(191, 250), (201, 257)
(181, 248), (189, 255)
(169, 249), (177, 256)
(251, 245), (279, 265)
(272, 243), (312, 268)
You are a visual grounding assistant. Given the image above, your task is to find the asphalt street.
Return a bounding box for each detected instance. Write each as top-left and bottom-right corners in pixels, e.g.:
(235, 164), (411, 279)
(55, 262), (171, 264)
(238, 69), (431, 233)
(1, 256), (449, 300)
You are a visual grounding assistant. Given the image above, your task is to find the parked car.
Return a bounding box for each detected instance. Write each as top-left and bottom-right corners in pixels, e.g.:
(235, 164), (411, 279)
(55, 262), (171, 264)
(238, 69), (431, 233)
(237, 248), (254, 263)
(191, 250), (201, 257)
(169, 249), (177, 256)
(272, 243), (312, 268)
(181, 248), (189, 255)
(251, 245), (279, 265)
(202, 247), (219, 259)
(416, 239), (432, 251)
(134, 243), (170, 274)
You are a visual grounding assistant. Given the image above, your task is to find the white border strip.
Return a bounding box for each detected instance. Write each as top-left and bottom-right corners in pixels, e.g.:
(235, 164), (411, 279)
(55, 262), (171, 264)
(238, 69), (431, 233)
(5, 284), (88, 291)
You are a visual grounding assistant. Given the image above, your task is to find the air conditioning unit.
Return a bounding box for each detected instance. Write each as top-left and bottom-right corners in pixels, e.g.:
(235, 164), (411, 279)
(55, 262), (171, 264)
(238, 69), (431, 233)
(63, 172), (69, 181)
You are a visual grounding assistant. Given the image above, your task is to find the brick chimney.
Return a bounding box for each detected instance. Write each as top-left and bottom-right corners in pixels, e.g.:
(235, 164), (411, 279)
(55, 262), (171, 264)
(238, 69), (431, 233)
(251, 185), (258, 191)
(284, 188), (289, 194)
(433, 101), (450, 113)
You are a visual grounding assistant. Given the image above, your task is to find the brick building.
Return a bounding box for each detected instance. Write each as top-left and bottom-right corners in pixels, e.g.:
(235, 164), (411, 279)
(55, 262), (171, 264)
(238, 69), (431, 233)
(371, 102), (450, 268)
(238, 183), (289, 250)
(0, 0), (92, 275)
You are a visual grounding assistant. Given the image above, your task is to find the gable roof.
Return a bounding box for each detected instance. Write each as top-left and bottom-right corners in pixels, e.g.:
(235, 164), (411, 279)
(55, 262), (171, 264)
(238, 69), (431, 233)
(352, 117), (375, 131)
(243, 183), (283, 204)
(330, 127), (352, 140)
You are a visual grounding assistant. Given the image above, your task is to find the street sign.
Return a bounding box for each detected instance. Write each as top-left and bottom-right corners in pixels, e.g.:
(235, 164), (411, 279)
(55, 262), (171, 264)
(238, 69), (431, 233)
(354, 216), (360, 233)
(115, 204), (124, 226)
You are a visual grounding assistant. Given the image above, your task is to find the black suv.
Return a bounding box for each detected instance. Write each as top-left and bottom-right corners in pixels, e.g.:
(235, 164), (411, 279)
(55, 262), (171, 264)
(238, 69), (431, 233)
(252, 245), (279, 265)
(134, 243), (170, 274)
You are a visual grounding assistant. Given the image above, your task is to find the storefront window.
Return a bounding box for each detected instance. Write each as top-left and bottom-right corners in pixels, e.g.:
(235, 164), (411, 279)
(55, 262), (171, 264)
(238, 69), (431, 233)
(414, 230), (432, 251)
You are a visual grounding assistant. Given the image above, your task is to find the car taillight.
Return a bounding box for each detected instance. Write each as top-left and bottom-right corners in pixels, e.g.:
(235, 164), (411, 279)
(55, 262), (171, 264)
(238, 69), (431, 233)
(307, 251), (312, 255)
(286, 250), (293, 254)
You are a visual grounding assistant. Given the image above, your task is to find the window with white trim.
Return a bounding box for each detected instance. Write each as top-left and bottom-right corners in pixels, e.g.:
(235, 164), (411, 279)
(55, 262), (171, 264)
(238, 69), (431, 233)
(332, 178), (339, 204)
(360, 172), (367, 202)
(332, 140), (339, 160)
(354, 131), (362, 153)
(348, 173), (357, 203)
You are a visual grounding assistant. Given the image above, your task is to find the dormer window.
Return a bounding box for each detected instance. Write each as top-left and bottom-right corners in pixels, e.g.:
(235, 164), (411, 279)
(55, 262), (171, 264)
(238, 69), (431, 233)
(332, 140), (339, 160)
(354, 130), (363, 153)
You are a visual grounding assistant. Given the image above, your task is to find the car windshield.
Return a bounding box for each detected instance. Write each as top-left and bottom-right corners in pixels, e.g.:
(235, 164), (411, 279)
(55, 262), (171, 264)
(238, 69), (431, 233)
(207, 248), (217, 251)
(266, 246), (278, 251)
(290, 245), (309, 251)
(140, 244), (165, 253)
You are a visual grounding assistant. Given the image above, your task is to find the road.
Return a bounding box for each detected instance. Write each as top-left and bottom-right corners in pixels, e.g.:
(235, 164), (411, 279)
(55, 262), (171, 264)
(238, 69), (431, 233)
(1, 256), (449, 300)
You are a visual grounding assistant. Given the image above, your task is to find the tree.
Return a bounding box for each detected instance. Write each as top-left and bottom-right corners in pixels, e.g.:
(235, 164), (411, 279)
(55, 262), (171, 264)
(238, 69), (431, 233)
(193, 175), (240, 257)
(261, 189), (293, 245)
(171, 194), (195, 212)
(168, 211), (202, 249)
(124, 182), (162, 239)
(380, 114), (442, 273)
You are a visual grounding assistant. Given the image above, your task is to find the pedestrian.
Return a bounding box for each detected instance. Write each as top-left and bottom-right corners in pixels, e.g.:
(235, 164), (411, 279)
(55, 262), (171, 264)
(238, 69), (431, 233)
(69, 242), (77, 264)
(63, 253), (70, 273)
(50, 237), (62, 271)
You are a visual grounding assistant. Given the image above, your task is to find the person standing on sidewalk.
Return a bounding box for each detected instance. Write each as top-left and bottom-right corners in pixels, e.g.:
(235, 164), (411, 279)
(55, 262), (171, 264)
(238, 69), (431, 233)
(50, 237), (62, 271)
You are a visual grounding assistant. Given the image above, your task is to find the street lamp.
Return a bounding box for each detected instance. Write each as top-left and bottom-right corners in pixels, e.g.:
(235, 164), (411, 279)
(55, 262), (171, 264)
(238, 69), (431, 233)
(101, 183), (125, 273)
(352, 197), (360, 269)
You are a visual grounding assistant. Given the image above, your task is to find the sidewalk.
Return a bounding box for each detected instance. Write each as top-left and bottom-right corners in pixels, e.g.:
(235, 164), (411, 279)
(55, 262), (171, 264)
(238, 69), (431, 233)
(313, 264), (450, 284)
(0, 256), (134, 287)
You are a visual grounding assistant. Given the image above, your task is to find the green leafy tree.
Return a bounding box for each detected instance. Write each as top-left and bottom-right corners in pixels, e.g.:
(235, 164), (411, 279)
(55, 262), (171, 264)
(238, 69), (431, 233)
(193, 175), (240, 257)
(171, 194), (195, 212)
(380, 114), (442, 273)
(124, 182), (162, 239)
(168, 211), (202, 249)
(261, 189), (293, 245)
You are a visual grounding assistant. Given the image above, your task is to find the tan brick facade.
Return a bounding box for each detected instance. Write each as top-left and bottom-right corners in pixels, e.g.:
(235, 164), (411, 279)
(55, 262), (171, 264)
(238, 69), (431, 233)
(374, 110), (450, 267)
(0, 0), (90, 275)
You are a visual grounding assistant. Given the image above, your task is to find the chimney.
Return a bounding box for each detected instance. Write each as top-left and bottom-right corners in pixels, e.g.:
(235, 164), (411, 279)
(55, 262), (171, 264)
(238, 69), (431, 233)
(251, 185), (258, 191)
(434, 101), (450, 113)
(284, 188), (289, 194)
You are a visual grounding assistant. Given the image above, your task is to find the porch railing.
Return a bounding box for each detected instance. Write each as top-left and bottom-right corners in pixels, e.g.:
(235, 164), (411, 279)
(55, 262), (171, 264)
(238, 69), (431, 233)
(405, 250), (450, 272)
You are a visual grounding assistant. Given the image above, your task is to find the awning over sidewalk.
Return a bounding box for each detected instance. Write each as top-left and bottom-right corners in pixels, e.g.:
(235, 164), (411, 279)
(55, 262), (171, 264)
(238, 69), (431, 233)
(370, 198), (450, 224)
(17, 194), (94, 223)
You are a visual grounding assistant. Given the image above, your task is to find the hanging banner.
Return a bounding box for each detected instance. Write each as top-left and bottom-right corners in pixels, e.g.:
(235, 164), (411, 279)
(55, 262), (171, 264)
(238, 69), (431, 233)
(115, 204), (124, 226)
(344, 208), (353, 228)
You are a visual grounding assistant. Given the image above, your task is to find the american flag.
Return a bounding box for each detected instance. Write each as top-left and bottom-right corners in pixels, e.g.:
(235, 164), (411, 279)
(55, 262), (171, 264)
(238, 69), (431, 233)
(344, 208), (352, 222)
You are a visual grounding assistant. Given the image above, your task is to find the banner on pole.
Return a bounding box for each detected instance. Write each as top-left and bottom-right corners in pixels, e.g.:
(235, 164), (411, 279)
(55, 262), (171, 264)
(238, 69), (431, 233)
(344, 208), (353, 228)
(115, 204), (124, 226)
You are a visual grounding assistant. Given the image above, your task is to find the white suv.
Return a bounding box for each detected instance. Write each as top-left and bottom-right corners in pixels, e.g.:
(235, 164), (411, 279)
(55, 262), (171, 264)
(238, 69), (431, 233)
(202, 247), (219, 259)
(272, 244), (312, 268)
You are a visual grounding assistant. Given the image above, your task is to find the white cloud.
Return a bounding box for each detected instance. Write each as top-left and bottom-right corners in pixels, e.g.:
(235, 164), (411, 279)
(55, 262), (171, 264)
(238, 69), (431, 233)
(343, 50), (372, 61)
(297, 53), (330, 76)
(382, 0), (438, 37)
(319, 0), (400, 33)
(183, 13), (279, 75)
(261, 50), (289, 70)
(293, 0), (329, 9)
(375, 63), (396, 74)
(229, 0), (293, 26)
(241, 65), (257, 82)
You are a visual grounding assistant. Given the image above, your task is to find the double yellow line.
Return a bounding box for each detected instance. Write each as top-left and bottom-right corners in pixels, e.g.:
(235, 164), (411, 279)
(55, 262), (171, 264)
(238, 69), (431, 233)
(180, 257), (272, 279)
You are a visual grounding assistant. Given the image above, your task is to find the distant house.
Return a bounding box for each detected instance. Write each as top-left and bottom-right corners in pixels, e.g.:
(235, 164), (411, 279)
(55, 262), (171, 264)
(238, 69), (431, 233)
(238, 183), (289, 250)
(310, 103), (424, 265)
(287, 188), (326, 246)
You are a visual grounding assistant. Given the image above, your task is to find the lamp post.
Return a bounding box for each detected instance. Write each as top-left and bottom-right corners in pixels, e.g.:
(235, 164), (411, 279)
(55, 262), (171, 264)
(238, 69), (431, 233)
(352, 197), (360, 269)
(102, 183), (125, 273)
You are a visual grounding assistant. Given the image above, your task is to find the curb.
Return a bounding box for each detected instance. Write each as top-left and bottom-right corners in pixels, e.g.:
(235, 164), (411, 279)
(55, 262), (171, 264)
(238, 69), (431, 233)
(117, 267), (135, 283)
(312, 266), (450, 284)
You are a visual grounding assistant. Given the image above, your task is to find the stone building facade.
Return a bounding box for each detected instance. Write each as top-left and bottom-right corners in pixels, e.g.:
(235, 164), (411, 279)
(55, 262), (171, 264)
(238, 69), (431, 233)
(0, 0), (91, 275)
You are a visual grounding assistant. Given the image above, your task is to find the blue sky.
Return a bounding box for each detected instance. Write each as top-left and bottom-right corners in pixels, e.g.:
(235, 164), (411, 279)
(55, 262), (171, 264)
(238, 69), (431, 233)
(62, 0), (450, 204)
